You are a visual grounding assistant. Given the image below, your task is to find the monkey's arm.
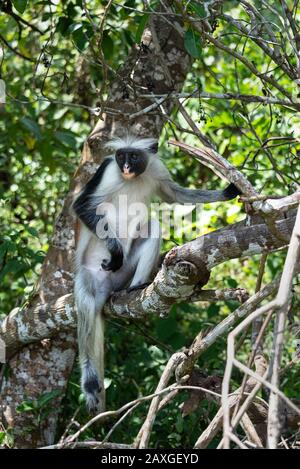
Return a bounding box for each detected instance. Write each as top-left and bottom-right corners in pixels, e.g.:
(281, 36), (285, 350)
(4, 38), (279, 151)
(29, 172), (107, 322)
(73, 158), (113, 232)
(73, 158), (123, 271)
(158, 179), (241, 204)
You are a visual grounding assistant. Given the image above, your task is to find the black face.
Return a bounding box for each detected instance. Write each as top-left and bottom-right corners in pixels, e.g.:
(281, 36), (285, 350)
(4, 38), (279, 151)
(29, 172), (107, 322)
(115, 147), (148, 180)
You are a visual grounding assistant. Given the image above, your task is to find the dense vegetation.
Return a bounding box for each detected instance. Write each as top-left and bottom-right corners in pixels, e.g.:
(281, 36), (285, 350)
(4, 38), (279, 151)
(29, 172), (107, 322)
(0, 0), (299, 448)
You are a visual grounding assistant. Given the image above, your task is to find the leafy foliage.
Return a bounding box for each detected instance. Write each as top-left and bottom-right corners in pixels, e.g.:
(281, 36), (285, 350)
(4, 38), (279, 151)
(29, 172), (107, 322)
(0, 0), (299, 448)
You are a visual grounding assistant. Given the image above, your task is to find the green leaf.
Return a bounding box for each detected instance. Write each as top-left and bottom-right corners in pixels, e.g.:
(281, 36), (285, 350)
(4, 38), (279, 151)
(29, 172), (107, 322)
(26, 227), (39, 238)
(37, 390), (61, 407)
(56, 17), (72, 36)
(156, 317), (178, 341)
(16, 400), (35, 413)
(6, 430), (14, 448)
(72, 26), (88, 52)
(184, 29), (202, 58)
(0, 241), (16, 262)
(124, 0), (136, 6)
(12, 0), (28, 14)
(54, 131), (77, 149)
(102, 31), (114, 60)
(0, 429), (14, 447)
(20, 117), (42, 140)
(227, 278), (238, 288)
(135, 13), (150, 43)
(227, 300), (240, 312)
(189, 1), (206, 18)
(175, 414), (184, 433)
(207, 303), (220, 317)
(0, 259), (28, 282)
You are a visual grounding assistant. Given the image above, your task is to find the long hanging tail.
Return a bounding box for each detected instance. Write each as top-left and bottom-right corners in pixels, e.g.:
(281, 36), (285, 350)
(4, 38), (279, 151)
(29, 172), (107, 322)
(75, 271), (106, 413)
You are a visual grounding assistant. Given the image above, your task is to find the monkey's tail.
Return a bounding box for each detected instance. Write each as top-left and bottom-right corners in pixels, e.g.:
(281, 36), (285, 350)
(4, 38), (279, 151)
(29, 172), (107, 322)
(75, 272), (106, 413)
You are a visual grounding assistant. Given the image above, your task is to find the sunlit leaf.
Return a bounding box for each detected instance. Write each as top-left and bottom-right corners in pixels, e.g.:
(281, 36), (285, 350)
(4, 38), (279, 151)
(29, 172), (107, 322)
(20, 117), (41, 140)
(72, 25), (89, 51)
(54, 131), (77, 149)
(135, 13), (150, 43)
(12, 0), (28, 14)
(189, 1), (206, 18)
(184, 29), (202, 58)
(16, 400), (35, 412)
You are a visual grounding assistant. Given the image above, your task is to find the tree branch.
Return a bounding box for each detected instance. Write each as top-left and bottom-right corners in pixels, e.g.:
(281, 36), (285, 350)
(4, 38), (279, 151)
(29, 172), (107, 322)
(1, 210), (296, 360)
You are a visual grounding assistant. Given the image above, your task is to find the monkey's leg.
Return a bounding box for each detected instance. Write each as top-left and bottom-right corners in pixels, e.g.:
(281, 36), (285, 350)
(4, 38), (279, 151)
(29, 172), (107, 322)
(111, 260), (136, 292)
(129, 219), (161, 288)
(75, 267), (112, 413)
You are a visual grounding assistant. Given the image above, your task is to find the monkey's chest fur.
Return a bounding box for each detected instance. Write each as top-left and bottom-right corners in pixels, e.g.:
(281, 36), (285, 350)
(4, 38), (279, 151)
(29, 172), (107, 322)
(81, 173), (158, 272)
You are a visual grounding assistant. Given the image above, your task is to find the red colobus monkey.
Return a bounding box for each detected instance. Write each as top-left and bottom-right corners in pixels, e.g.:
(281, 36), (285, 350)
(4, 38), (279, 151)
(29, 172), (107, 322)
(73, 135), (240, 412)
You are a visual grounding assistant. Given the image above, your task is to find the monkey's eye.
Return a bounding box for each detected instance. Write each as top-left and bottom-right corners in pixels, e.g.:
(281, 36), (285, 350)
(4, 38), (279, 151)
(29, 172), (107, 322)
(130, 153), (138, 161)
(117, 153), (125, 162)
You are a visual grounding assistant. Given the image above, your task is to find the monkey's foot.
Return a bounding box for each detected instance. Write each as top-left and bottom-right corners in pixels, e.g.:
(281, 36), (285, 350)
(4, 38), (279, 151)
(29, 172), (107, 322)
(101, 256), (123, 272)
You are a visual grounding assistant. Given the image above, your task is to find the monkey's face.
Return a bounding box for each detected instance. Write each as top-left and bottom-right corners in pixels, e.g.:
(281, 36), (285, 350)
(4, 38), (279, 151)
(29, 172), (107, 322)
(115, 148), (148, 180)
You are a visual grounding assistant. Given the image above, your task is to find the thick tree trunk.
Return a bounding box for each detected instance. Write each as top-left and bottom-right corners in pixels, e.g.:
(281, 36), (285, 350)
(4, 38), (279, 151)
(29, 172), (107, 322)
(0, 12), (192, 448)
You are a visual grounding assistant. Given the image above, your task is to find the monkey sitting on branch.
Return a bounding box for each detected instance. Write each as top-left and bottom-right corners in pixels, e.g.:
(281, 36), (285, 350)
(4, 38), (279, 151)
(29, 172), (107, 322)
(73, 135), (240, 412)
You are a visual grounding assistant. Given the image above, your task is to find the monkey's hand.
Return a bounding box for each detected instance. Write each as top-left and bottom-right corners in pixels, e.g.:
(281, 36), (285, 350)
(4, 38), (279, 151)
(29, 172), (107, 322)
(102, 238), (124, 271)
(223, 183), (242, 200)
(101, 254), (123, 272)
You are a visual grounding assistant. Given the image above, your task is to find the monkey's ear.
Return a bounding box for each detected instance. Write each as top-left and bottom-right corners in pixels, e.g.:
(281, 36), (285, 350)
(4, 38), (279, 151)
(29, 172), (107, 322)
(149, 141), (158, 154)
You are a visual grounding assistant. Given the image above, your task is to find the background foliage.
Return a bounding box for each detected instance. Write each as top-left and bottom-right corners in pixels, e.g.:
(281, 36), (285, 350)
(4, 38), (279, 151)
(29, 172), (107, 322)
(0, 0), (299, 447)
